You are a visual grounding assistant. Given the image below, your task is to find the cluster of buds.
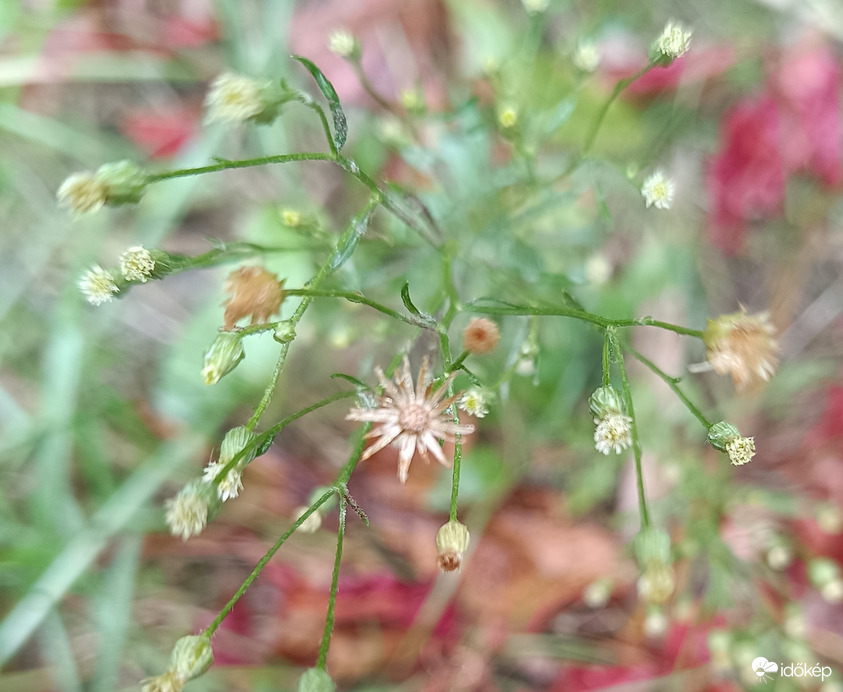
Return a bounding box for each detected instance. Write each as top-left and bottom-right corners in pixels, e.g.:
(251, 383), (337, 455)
(436, 520), (470, 572)
(142, 635), (213, 692)
(707, 421), (756, 466)
(649, 20), (692, 66)
(204, 72), (290, 126)
(202, 426), (257, 502)
(634, 527), (675, 606)
(589, 386), (632, 455)
(58, 160), (148, 216)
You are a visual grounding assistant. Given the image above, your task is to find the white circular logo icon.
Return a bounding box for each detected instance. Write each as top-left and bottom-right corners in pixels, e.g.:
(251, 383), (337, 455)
(751, 657), (778, 682)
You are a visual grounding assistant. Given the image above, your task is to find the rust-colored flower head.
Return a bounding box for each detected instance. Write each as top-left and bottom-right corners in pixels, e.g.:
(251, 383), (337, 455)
(346, 355), (475, 484)
(704, 309), (779, 390)
(436, 520), (470, 572)
(222, 266), (286, 330)
(462, 317), (500, 354)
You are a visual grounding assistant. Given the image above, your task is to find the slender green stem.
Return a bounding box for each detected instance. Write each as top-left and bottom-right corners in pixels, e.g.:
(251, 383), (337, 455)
(630, 348), (713, 429)
(205, 424), (368, 641)
(202, 488), (335, 638)
(246, 199), (378, 431)
(146, 152), (336, 183)
(284, 288), (440, 331)
(449, 350), (469, 373)
(602, 330), (611, 387)
(582, 64), (655, 155)
(610, 331), (650, 529)
(294, 95), (337, 156)
(317, 495), (346, 670)
(462, 303), (704, 339)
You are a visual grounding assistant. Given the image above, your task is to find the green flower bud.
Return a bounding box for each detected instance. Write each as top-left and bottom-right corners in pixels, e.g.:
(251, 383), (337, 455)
(707, 421), (740, 451)
(297, 667), (336, 692)
(588, 385), (625, 420)
(436, 520), (470, 572)
(274, 320), (297, 343)
(96, 160), (148, 206)
(633, 527), (671, 568)
(169, 635), (213, 683)
(220, 425), (256, 467)
(202, 332), (245, 385)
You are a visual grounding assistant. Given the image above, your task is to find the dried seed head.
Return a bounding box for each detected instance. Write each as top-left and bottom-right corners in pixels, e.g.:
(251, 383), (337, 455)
(436, 520), (470, 572)
(463, 317), (501, 354)
(704, 309), (779, 390)
(222, 266), (286, 330)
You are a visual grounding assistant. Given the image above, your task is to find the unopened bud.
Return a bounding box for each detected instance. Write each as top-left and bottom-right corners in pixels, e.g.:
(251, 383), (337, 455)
(202, 332), (245, 385)
(707, 421), (740, 451)
(633, 527), (671, 567)
(436, 520), (470, 572)
(588, 386), (625, 420)
(298, 667), (336, 692)
(274, 320), (297, 344)
(170, 635), (213, 683)
(96, 160), (148, 205)
(220, 426), (256, 466)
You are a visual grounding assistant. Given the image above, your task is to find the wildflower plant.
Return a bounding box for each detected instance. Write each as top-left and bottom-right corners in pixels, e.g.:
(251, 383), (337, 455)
(18, 6), (836, 690)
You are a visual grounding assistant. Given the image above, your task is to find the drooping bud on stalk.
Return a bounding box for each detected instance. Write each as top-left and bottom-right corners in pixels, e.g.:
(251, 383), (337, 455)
(436, 520), (470, 572)
(202, 332), (245, 385)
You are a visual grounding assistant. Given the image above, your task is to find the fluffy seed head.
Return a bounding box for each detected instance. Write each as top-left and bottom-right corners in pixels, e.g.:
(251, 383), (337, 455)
(463, 317), (501, 354)
(58, 172), (108, 215)
(704, 309), (779, 390)
(223, 266), (286, 330)
(165, 482), (211, 541)
(652, 21), (692, 63)
(594, 411), (632, 455)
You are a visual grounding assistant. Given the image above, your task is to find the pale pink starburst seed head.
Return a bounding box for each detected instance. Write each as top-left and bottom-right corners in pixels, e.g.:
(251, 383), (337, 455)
(704, 309), (779, 390)
(346, 355), (475, 484)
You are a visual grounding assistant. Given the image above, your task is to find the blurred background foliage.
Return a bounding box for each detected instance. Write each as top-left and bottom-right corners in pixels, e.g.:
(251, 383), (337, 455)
(1, 0), (842, 690)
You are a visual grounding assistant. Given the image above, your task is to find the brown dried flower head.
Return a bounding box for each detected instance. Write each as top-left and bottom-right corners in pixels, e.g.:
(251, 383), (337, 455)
(346, 355), (475, 484)
(222, 266), (285, 330)
(704, 309), (779, 390)
(463, 317), (500, 354)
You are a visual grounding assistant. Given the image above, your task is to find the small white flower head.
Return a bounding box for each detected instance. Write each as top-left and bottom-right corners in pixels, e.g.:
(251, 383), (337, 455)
(78, 265), (119, 306)
(573, 39), (601, 73)
(165, 482), (212, 541)
(202, 462), (243, 501)
(295, 505), (323, 534)
(582, 578), (612, 609)
(643, 608), (669, 638)
(594, 411), (632, 455)
(120, 246), (155, 282)
(328, 28), (359, 59)
(725, 436), (755, 466)
(521, 0), (549, 14)
(651, 20), (692, 65)
(459, 387), (492, 418)
(637, 561), (675, 605)
(766, 544), (793, 571)
(205, 72), (280, 126)
(641, 170), (675, 209)
(57, 172), (108, 215)
(585, 253), (611, 285)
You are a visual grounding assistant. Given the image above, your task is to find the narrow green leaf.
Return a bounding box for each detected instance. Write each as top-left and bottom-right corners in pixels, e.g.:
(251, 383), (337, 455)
(329, 206), (373, 273)
(329, 373), (369, 389)
(400, 282), (422, 316)
(292, 55), (348, 150)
